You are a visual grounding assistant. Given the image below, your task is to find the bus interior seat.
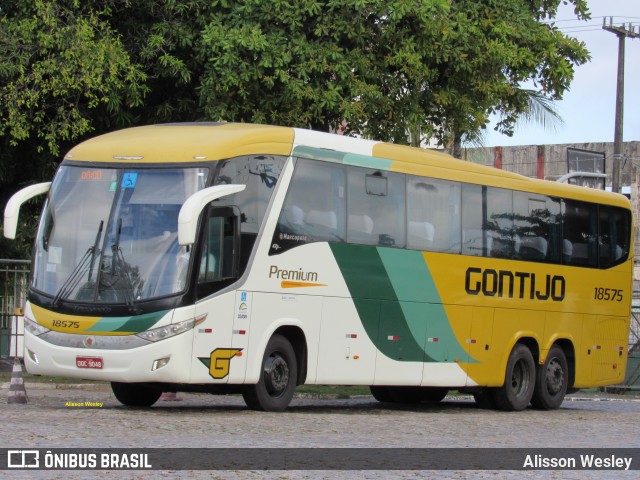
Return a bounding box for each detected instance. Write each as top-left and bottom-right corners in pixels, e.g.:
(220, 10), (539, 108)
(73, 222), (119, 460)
(562, 239), (573, 263)
(489, 233), (518, 258)
(462, 229), (492, 256)
(408, 221), (435, 249)
(348, 214), (374, 244)
(519, 236), (548, 261)
(570, 242), (589, 264)
(600, 243), (625, 263)
(281, 205), (305, 233)
(306, 210), (338, 239)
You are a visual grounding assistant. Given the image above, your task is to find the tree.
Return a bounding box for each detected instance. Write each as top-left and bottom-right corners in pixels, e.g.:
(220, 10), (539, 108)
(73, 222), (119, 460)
(0, 0), (148, 157)
(1, 0), (592, 257)
(197, 0), (590, 150)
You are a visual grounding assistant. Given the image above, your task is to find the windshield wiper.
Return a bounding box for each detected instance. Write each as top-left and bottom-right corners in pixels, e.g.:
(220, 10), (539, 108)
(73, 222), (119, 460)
(52, 220), (104, 307)
(109, 218), (141, 313)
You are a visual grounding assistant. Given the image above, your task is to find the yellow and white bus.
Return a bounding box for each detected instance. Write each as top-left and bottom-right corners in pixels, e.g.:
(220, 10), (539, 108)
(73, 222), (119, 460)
(4, 123), (633, 411)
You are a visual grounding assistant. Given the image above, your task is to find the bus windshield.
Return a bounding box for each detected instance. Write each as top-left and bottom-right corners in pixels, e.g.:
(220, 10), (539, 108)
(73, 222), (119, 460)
(33, 166), (208, 305)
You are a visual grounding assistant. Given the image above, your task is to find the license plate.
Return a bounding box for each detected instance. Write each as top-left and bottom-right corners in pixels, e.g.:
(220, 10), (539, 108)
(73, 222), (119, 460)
(76, 356), (103, 369)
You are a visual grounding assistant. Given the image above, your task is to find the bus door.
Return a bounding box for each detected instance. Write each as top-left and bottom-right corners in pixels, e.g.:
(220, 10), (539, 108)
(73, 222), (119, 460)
(191, 206), (243, 383)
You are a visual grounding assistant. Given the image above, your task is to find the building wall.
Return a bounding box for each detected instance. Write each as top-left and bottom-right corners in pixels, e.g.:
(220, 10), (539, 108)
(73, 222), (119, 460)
(462, 141), (640, 186)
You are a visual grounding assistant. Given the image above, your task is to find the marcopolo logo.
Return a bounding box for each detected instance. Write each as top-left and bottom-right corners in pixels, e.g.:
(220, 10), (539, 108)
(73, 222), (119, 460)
(465, 267), (566, 302)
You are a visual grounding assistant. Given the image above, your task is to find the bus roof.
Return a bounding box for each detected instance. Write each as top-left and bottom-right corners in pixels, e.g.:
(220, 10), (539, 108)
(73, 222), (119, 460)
(64, 122), (630, 209)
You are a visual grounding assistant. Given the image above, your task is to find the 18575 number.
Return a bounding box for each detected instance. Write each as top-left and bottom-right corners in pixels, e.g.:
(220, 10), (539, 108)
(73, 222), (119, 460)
(52, 319), (80, 328)
(594, 288), (623, 302)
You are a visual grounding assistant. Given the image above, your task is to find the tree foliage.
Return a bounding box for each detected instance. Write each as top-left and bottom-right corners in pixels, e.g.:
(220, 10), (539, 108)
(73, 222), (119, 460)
(0, 0), (148, 156)
(0, 0), (591, 257)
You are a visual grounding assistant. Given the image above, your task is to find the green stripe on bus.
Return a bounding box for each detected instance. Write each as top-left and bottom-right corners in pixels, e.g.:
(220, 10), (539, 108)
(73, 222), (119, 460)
(330, 243), (475, 363)
(342, 153), (393, 170)
(377, 248), (475, 364)
(329, 243), (431, 362)
(293, 146), (393, 171)
(85, 310), (169, 333)
(292, 145), (346, 163)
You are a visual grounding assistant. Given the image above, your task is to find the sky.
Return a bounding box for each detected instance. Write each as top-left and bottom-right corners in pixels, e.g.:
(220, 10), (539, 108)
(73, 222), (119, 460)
(484, 0), (640, 147)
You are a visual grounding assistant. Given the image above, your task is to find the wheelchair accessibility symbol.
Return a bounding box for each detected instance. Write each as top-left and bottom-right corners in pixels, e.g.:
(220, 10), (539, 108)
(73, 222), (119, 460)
(121, 173), (138, 189)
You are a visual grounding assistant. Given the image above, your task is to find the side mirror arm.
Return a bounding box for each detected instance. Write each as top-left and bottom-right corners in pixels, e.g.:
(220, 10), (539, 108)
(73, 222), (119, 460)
(178, 184), (246, 246)
(4, 182), (52, 239)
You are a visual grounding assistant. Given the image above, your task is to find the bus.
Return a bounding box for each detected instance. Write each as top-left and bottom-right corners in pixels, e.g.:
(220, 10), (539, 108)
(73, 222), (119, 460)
(4, 123), (633, 412)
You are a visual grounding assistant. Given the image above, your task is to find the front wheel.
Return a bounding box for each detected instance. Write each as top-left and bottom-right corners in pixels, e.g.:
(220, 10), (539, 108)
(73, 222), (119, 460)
(243, 334), (297, 412)
(492, 343), (535, 411)
(111, 382), (162, 407)
(531, 345), (568, 410)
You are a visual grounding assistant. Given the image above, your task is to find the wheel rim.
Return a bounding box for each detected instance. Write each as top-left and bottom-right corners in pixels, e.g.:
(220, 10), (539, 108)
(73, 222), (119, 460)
(263, 353), (289, 397)
(511, 359), (531, 399)
(545, 357), (565, 396)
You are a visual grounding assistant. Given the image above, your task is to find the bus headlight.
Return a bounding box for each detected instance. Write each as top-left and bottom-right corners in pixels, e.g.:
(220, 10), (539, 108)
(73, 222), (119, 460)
(24, 316), (51, 336)
(136, 315), (205, 343)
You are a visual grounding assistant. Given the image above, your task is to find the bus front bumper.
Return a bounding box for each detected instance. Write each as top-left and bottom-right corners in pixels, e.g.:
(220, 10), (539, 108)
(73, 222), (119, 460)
(23, 329), (194, 383)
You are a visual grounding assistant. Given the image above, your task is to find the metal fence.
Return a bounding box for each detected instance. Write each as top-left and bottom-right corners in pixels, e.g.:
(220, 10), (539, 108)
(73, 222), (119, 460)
(0, 259), (30, 359)
(619, 299), (640, 391)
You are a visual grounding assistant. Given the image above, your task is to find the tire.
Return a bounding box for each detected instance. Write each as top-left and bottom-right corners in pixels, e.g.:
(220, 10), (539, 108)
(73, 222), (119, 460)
(491, 343), (535, 411)
(531, 345), (568, 410)
(473, 388), (497, 409)
(370, 386), (394, 403)
(111, 382), (162, 407)
(421, 388), (448, 403)
(388, 387), (423, 404)
(242, 334), (297, 412)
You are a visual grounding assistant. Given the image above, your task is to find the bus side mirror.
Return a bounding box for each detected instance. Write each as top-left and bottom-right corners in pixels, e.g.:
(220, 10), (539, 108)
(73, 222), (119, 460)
(178, 184), (246, 246)
(4, 182), (52, 239)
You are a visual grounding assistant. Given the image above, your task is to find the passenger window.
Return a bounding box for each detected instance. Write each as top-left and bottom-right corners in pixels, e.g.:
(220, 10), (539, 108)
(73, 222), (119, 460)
(271, 159), (346, 254)
(562, 200), (598, 267)
(485, 187), (514, 259)
(407, 176), (461, 252)
(513, 193), (561, 263)
(461, 185), (486, 256)
(599, 206), (631, 268)
(347, 169), (405, 247)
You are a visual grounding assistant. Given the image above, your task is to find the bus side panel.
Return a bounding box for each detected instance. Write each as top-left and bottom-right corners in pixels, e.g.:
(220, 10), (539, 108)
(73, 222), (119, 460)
(373, 300), (425, 386)
(190, 291), (236, 383)
(315, 297), (377, 385)
(243, 291), (322, 385)
(578, 314), (629, 387)
(466, 308), (542, 387)
(463, 306), (495, 387)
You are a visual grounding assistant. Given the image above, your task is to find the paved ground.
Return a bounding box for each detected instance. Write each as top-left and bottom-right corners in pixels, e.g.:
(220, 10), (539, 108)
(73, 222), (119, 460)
(1, 377), (639, 479)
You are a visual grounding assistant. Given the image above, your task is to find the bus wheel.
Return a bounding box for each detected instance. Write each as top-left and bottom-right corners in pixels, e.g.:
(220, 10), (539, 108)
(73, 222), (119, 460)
(111, 382), (162, 407)
(388, 387), (423, 404)
(491, 344), (535, 411)
(370, 386), (394, 402)
(243, 334), (297, 412)
(421, 388), (448, 403)
(473, 388), (497, 409)
(531, 345), (568, 410)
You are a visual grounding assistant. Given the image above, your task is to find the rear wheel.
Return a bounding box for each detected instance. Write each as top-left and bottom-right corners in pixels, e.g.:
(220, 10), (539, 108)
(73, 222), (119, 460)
(111, 382), (162, 407)
(531, 345), (568, 410)
(473, 388), (497, 409)
(492, 343), (535, 411)
(242, 334), (297, 412)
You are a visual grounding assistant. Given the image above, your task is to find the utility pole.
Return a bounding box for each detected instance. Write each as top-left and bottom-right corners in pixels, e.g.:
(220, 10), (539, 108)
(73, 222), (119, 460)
(603, 18), (640, 193)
